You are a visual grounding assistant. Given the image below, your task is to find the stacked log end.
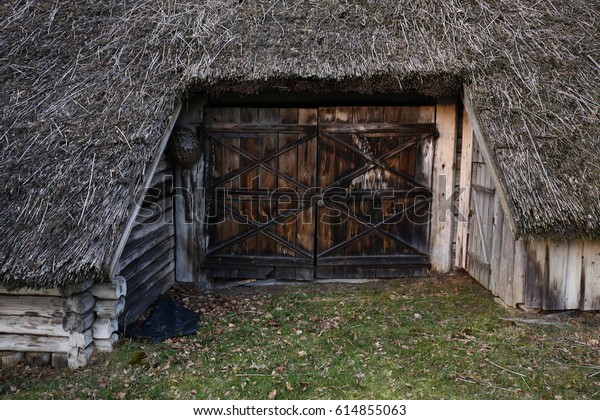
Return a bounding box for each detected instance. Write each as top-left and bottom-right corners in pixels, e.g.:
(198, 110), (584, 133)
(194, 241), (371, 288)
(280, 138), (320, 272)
(89, 276), (125, 352)
(0, 277), (126, 369)
(0, 282), (95, 367)
(62, 290), (96, 368)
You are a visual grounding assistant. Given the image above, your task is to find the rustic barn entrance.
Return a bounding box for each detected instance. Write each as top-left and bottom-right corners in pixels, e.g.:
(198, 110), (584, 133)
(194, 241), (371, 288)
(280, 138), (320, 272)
(203, 107), (438, 280)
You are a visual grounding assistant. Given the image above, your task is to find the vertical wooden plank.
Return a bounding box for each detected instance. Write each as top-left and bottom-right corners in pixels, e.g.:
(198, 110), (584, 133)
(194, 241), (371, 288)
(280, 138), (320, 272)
(546, 240), (568, 310)
(525, 241), (547, 309)
(208, 108), (225, 247)
(297, 109), (317, 258)
(429, 99), (457, 273)
(564, 240), (583, 309)
(258, 108), (279, 256)
(399, 106), (418, 123)
(277, 108), (299, 257)
(512, 239), (527, 306)
(489, 194), (504, 296)
(333, 107), (353, 256)
(220, 108), (241, 182)
(413, 111), (435, 255)
(472, 144), (484, 270)
(498, 214), (515, 305)
(455, 109), (473, 268)
(583, 241), (600, 310)
(206, 107), (223, 181)
(417, 106), (435, 123)
(170, 104), (200, 285)
(220, 108), (241, 253)
(383, 106), (402, 123)
(317, 107), (336, 256)
(174, 163), (198, 282)
(545, 240), (585, 310)
(354, 106), (383, 123)
(240, 108), (259, 255)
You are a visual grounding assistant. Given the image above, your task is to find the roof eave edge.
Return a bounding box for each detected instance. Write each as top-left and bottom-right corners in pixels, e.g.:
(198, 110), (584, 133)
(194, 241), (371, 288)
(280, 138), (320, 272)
(106, 101), (183, 280)
(462, 84), (520, 240)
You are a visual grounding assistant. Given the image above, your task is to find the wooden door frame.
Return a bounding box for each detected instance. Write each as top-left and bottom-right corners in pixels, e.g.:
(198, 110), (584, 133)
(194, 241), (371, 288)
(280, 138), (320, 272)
(205, 107), (456, 280)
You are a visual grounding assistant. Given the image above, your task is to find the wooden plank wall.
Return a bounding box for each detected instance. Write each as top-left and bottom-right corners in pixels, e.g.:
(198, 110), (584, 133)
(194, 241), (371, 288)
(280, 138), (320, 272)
(523, 240), (600, 310)
(118, 152), (176, 326)
(458, 104), (600, 310)
(463, 129), (496, 289)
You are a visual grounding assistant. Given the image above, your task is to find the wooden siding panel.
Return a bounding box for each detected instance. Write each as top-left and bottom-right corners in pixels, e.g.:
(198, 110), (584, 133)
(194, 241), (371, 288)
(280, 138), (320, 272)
(429, 100), (457, 272)
(583, 241), (600, 310)
(118, 151), (175, 326)
(455, 110), (473, 269)
(489, 194), (504, 296)
(512, 239), (527, 306)
(546, 240), (568, 310)
(525, 241), (547, 309)
(498, 215), (515, 305)
(564, 240), (583, 309)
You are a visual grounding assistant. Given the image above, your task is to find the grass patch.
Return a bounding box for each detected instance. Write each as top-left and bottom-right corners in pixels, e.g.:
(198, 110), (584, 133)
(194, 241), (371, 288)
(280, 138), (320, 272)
(1, 272), (599, 399)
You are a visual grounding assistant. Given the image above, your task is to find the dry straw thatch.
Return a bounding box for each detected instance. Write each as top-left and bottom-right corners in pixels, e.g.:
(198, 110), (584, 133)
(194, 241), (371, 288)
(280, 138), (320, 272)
(1, 0), (598, 288)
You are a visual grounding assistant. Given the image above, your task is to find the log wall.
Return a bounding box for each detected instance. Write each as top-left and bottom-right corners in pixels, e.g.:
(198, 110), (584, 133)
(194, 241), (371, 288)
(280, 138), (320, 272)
(0, 113), (180, 367)
(0, 153), (176, 367)
(117, 152), (176, 327)
(0, 283), (96, 368)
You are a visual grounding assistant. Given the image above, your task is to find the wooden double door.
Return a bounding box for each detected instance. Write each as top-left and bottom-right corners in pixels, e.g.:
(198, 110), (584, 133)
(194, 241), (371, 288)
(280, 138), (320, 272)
(203, 106), (437, 280)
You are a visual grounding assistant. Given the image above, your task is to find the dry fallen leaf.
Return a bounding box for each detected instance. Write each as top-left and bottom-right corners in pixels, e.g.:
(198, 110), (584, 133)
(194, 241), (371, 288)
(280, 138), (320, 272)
(268, 389), (277, 400)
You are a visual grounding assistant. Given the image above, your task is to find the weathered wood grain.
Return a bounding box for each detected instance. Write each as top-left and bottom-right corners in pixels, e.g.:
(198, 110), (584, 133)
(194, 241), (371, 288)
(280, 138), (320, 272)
(63, 292), (95, 314)
(63, 310), (95, 334)
(69, 329), (94, 348)
(429, 99), (457, 273)
(95, 297), (125, 318)
(89, 277), (126, 300)
(0, 287), (61, 297)
(0, 334), (70, 353)
(92, 318), (118, 339)
(68, 343), (95, 368)
(119, 224), (174, 270)
(498, 212), (515, 305)
(489, 194), (504, 296)
(0, 295), (64, 318)
(95, 333), (119, 352)
(564, 240), (583, 309)
(52, 353), (68, 368)
(583, 241), (600, 310)
(525, 241), (547, 309)
(512, 239), (527, 306)
(120, 272), (174, 327)
(0, 315), (69, 337)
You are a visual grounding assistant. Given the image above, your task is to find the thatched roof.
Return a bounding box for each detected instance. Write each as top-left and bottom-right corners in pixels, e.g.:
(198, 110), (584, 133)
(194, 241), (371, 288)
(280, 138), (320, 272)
(1, 0), (598, 288)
